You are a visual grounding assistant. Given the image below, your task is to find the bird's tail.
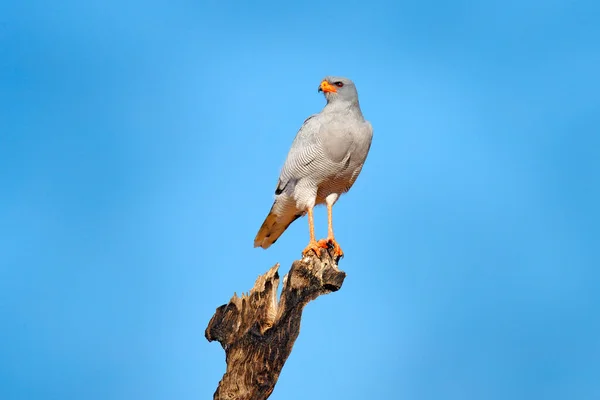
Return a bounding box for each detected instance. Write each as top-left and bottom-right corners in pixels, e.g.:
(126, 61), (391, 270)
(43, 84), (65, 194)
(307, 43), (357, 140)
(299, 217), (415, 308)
(254, 197), (303, 249)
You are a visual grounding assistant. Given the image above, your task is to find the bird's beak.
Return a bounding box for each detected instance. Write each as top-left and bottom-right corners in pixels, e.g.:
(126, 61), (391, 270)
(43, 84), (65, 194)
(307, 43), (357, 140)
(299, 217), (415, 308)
(318, 80), (337, 93)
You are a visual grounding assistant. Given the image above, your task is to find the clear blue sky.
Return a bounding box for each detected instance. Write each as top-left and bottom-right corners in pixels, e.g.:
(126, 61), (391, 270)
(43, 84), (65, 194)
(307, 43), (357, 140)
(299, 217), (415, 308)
(1, 0), (599, 399)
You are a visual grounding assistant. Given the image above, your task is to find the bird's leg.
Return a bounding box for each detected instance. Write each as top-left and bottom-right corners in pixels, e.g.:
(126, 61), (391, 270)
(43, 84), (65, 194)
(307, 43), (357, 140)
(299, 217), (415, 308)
(317, 201), (344, 258)
(302, 207), (323, 257)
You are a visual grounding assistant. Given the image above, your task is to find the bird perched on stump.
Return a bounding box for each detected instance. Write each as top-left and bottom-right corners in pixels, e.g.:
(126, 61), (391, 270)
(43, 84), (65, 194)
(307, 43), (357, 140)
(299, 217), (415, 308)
(254, 76), (373, 258)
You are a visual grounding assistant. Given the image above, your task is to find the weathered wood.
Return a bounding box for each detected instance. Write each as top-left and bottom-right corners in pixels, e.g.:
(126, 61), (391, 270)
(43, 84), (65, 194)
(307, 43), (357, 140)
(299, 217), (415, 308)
(205, 248), (346, 400)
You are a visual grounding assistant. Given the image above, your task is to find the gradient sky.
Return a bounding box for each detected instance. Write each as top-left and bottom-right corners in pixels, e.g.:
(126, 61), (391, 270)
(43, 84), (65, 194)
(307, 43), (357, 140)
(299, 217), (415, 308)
(1, 0), (599, 399)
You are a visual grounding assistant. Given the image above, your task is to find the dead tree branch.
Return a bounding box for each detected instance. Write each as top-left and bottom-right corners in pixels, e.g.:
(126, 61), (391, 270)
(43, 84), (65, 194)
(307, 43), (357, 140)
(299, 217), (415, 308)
(205, 248), (346, 400)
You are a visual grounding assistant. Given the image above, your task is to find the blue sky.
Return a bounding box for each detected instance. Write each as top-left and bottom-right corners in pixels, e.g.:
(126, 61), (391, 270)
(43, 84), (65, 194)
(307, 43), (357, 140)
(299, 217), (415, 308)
(1, 0), (599, 399)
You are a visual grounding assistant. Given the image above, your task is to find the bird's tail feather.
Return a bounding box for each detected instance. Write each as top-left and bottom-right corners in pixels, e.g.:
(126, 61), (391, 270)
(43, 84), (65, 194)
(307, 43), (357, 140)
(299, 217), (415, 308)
(254, 199), (302, 249)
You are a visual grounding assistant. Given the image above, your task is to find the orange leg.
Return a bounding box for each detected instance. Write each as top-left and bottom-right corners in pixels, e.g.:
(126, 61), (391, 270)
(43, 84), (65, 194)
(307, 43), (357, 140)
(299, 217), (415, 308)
(317, 201), (344, 258)
(302, 207), (323, 257)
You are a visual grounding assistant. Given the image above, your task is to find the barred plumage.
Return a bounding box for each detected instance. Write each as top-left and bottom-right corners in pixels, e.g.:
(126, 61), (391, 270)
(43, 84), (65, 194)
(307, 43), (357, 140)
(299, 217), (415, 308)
(254, 76), (373, 253)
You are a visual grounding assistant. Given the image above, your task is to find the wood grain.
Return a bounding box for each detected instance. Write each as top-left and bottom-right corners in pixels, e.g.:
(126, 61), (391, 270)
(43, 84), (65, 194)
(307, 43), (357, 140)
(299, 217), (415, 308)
(206, 248), (346, 400)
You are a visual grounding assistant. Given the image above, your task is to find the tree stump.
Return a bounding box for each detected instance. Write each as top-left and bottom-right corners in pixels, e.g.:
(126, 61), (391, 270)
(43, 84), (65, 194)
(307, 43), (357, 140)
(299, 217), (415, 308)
(205, 248), (346, 400)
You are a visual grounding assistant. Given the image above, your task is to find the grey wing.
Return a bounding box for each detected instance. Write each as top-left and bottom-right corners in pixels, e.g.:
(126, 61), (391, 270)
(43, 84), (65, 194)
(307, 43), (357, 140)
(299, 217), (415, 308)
(275, 115), (324, 195)
(346, 121), (373, 188)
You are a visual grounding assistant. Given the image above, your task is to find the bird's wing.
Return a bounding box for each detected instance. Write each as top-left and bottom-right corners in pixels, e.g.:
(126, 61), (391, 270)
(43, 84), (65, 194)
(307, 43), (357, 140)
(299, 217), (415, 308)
(275, 115), (322, 194)
(275, 114), (355, 194)
(346, 121), (373, 188)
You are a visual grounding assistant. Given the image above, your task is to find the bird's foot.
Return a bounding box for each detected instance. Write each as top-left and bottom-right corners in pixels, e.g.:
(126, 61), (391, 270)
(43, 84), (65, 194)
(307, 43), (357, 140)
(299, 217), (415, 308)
(302, 240), (327, 257)
(317, 237), (344, 259)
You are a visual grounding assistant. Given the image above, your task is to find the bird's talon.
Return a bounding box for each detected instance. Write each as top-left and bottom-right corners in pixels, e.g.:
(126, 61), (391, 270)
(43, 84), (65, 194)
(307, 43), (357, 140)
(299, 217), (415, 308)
(302, 240), (322, 257)
(316, 239), (330, 249)
(318, 238), (344, 258)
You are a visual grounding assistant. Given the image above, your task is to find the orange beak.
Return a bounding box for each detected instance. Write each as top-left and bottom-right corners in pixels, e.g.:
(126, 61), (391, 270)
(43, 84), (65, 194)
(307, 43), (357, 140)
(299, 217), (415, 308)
(319, 80), (337, 93)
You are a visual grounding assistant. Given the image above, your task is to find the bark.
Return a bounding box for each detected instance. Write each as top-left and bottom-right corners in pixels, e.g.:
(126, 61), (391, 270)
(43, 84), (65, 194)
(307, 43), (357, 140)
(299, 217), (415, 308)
(205, 248), (346, 400)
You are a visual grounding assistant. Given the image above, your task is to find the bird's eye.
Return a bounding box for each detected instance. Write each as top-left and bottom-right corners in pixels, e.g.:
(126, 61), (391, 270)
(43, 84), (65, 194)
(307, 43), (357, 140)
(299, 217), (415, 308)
(334, 81), (344, 87)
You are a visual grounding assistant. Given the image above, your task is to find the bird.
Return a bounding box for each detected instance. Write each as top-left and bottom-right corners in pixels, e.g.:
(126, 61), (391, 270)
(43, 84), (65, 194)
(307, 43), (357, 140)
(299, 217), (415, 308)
(254, 76), (373, 258)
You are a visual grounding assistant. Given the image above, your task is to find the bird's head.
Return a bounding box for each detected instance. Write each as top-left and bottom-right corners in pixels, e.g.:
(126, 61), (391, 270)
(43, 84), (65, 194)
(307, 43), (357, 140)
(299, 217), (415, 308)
(318, 76), (358, 104)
